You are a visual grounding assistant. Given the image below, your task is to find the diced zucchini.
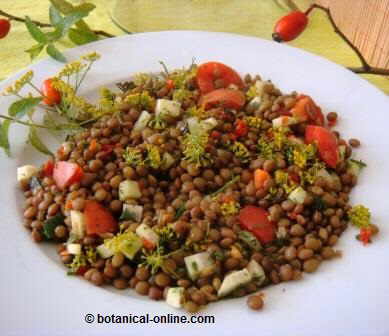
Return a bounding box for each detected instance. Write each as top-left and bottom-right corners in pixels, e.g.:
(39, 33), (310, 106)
(67, 243), (81, 255)
(272, 116), (297, 128)
(17, 165), (38, 183)
(218, 269), (252, 297)
(166, 287), (185, 308)
(289, 186), (307, 204)
(96, 244), (114, 259)
(184, 252), (213, 281)
(248, 96), (262, 109)
(161, 152), (175, 170)
(246, 260), (266, 285)
(136, 223), (159, 246)
(70, 210), (86, 239)
(155, 99), (181, 117)
(347, 160), (363, 176)
(122, 204), (143, 222)
(119, 180), (142, 200)
(187, 117), (201, 134)
(202, 117), (218, 131)
(133, 110), (151, 132)
(255, 80), (265, 96)
(338, 145), (346, 161)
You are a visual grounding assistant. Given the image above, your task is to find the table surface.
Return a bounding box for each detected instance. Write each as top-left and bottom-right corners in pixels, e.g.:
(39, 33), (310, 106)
(1, 0), (388, 95)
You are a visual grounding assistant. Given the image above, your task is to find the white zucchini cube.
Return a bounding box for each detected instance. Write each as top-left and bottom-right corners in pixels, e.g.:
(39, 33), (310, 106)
(248, 96), (262, 109)
(133, 110), (151, 132)
(96, 244), (114, 259)
(184, 252), (213, 281)
(136, 223), (159, 246)
(67, 243), (82, 255)
(122, 204), (143, 222)
(272, 116), (298, 129)
(166, 287), (185, 309)
(119, 180), (142, 200)
(218, 269), (252, 297)
(155, 99), (181, 117)
(70, 210), (86, 239)
(162, 152), (175, 169)
(202, 117), (218, 131)
(17, 165), (38, 183)
(288, 186), (307, 204)
(246, 260), (266, 285)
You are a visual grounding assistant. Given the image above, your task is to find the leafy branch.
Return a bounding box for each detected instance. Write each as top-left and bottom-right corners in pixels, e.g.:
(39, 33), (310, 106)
(305, 4), (389, 76)
(0, 0), (115, 63)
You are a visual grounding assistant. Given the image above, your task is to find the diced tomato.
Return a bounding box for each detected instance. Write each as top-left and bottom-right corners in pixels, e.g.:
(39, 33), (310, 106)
(359, 227), (372, 246)
(291, 95), (324, 126)
(196, 61), (244, 94)
(254, 169), (271, 189)
(42, 78), (61, 106)
(142, 238), (156, 250)
(89, 139), (98, 152)
(166, 79), (175, 90)
(65, 200), (73, 210)
(278, 108), (292, 116)
(84, 200), (118, 235)
(99, 144), (114, 158)
(42, 160), (54, 177)
(200, 89), (245, 110)
(235, 119), (248, 137)
(238, 206), (275, 244)
(76, 265), (89, 276)
(53, 161), (84, 190)
(229, 133), (237, 141)
(305, 125), (339, 168)
(211, 130), (221, 139)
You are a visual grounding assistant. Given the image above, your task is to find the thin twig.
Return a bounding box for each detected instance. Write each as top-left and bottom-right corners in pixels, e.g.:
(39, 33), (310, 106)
(0, 9), (115, 38)
(305, 4), (388, 76)
(0, 114), (51, 129)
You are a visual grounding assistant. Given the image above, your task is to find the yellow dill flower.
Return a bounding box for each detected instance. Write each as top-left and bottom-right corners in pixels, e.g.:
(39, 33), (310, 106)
(293, 144), (317, 169)
(99, 87), (116, 111)
(124, 91), (155, 110)
(145, 144), (162, 169)
(246, 84), (258, 100)
(85, 247), (97, 264)
(220, 201), (240, 217)
(273, 127), (289, 150)
(133, 73), (152, 86)
(57, 61), (86, 78)
(274, 170), (297, 194)
(172, 88), (193, 102)
(245, 116), (262, 128)
(149, 113), (167, 130)
(170, 65), (197, 88)
(183, 131), (211, 167)
(123, 147), (143, 166)
(257, 137), (276, 159)
(2, 70), (33, 96)
(230, 141), (250, 163)
(186, 105), (207, 119)
(67, 253), (87, 274)
(348, 205), (371, 228)
(301, 162), (324, 185)
(82, 52), (100, 62)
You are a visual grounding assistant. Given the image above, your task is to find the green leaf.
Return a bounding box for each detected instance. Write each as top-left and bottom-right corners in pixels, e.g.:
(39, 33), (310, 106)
(53, 10), (92, 39)
(25, 44), (45, 60)
(50, 0), (95, 33)
(68, 28), (98, 45)
(238, 231), (262, 251)
(46, 44), (66, 63)
(174, 204), (186, 220)
(0, 120), (11, 156)
(25, 17), (47, 44)
(28, 127), (53, 156)
(349, 158), (367, 168)
(8, 97), (42, 119)
(49, 5), (63, 26)
(119, 209), (136, 221)
(43, 213), (65, 239)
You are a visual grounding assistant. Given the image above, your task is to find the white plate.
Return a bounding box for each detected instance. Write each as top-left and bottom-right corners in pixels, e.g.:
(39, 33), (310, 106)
(1, 31), (388, 336)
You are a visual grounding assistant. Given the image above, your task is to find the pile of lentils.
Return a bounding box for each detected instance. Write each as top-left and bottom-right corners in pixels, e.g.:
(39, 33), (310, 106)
(20, 66), (363, 313)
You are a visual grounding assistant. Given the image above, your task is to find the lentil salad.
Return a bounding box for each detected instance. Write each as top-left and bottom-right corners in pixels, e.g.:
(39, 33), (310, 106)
(12, 56), (379, 313)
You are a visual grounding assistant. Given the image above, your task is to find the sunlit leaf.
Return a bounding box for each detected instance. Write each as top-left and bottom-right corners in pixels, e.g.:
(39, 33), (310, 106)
(25, 44), (45, 60)
(46, 44), (66, 62)
(49, 5), (63, 26)
(28, 127), (53, 156)
(0, 120), (11, 156)
(25, 17), (47, 44)
(8, 97), (42, 119)
(68, 28), (98, 45)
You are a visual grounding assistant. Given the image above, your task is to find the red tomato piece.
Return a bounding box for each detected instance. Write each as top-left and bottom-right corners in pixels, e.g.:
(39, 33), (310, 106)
(196, 62), (244, 94)
(142, 238), (156, 250)
(200, 89), (245, 110)
(238, 205), (275, 244)
(0, 19), (11, 39)
(273, 11), (309, 42)
(235, 119), (248, 137)
(84, 200), (118, 235)
(76, 266), (89, 276)
(291, 95), (324, 126)
(305, 125), (339, 168)
(42, 78), (61, 106)
(53, 161), (84, 189)
(42, 160), (54, 177)
(166, 79), (175, 90)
